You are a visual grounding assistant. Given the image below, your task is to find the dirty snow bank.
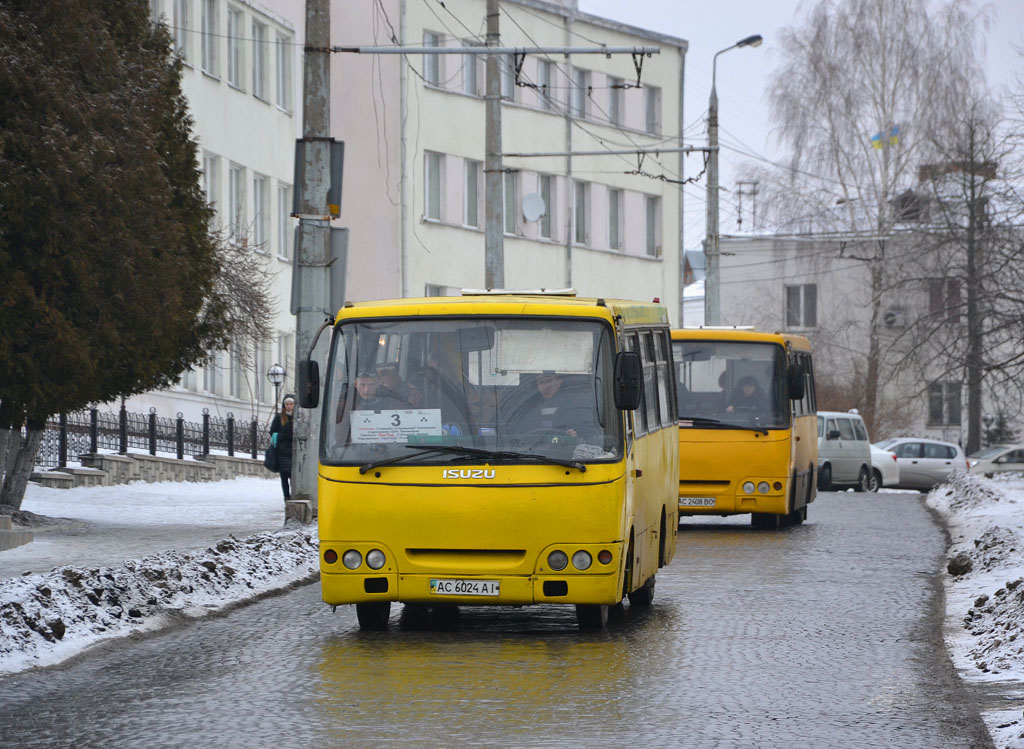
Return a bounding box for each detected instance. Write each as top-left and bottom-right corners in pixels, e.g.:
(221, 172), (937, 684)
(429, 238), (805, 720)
(0, 525), (317, 676)
(927, 472), (1024, 748)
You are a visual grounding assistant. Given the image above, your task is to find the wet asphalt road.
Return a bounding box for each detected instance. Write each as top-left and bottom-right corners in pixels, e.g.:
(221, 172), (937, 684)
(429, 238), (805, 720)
(0, 491), (994, 747)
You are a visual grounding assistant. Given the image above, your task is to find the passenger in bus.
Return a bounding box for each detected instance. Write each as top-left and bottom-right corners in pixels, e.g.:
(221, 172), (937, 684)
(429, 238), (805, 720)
(726, 375), (769, 415)
(377, 364), (410, 402)
(507, 372), (594, 441)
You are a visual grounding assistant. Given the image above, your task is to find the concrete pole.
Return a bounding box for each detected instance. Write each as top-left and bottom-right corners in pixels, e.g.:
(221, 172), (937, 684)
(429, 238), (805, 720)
(291, 0), (331, 509)
(704, 79), (720, 325)
(484, 0), (504, 290)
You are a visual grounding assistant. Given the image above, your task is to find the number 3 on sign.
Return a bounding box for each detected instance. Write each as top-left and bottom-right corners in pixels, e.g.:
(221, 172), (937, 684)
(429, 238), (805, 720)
(391, 413), (401, 426)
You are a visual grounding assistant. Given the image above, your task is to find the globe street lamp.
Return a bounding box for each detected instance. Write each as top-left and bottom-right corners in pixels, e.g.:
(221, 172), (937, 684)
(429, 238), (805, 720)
(705, 33), (762, 326)
(267, 363), (286, 412)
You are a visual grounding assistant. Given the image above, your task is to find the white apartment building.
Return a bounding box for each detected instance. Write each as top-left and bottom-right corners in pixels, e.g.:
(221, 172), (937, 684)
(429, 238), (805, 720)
(121, 0), (304, 425)
(331, 0), (688, 320)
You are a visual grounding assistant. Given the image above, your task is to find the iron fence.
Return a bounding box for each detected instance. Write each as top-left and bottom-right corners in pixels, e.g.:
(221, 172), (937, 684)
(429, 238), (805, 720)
(35, 406), (271, 469)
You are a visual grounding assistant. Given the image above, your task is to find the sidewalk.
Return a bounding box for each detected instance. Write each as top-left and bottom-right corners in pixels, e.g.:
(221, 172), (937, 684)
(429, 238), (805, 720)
(1, 476), (291, 580)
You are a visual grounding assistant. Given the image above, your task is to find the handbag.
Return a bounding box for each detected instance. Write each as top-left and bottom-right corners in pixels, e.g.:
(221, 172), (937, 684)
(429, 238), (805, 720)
(263, 443), (279, 473)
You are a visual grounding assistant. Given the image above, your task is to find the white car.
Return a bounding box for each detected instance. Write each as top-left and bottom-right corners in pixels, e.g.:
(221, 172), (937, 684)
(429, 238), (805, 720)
(873, 437), (969, 490)
(869, 444), (900, 492)
(968, 444), (1024, 475)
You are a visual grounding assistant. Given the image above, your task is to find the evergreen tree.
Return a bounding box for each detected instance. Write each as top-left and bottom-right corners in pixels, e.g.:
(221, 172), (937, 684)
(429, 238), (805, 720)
(0, 0), (248, 507)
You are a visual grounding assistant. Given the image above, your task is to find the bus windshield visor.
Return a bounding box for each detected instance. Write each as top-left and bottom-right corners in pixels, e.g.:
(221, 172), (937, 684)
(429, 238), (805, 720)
(672, 340), (789, 429)
(322, 317), (622, 465)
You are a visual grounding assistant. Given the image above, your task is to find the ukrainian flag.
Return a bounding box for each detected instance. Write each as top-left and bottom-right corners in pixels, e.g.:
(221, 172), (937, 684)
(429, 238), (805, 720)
(870, 131), (883, 149)
(888, 125), (900, 145)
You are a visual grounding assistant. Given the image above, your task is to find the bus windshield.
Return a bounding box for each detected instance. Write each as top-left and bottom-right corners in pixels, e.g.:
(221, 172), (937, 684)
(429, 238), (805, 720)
(672, 339), (789, 430)
(322, 317), (622, 466)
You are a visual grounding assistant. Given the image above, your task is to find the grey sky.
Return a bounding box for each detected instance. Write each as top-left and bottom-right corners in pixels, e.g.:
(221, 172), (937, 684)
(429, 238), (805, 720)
(578, 0), (1024, 246)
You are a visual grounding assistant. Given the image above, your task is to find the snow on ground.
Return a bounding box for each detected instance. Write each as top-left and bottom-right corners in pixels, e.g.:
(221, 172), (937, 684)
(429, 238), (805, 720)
(926, 472), (1024, 749)
(3, 472), (1024, 746)
(0, 477), (317, 676)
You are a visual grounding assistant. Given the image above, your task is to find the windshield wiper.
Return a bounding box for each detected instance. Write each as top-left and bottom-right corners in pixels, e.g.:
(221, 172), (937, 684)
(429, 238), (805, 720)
(360, 444), (585, 474)
(679, 416), (768, 436)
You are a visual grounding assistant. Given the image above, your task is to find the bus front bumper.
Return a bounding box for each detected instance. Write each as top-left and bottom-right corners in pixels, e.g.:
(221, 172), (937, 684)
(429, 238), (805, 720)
(320, 570), (622, 607)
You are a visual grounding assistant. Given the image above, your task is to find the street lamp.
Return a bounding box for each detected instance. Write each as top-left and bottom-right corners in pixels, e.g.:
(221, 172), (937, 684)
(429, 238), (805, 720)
(705, 33), (762, 326)
(266, 363), (286, 412)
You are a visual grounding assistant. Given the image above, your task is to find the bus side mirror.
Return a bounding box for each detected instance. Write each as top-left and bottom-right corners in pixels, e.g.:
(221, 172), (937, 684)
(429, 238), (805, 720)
(614, 351), (643, 410)
(298, 360), (320, 408)
(788, 365), (806, 400)
(827, 429), (840, 440)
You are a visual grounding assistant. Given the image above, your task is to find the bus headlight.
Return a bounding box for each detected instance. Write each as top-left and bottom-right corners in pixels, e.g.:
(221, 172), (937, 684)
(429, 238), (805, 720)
(342, 550), (362, 569)
(548, 550), (569, 571)
(323, 549), (338, 565)
(757, 482), (770, 494)
(742, 481), (755, 494)
(572, 550), (593, 570)
(366, 549), (386, 570)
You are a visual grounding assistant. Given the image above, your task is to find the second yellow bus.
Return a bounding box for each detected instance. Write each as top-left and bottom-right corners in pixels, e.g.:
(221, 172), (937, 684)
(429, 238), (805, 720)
(672, 327), (817, 528)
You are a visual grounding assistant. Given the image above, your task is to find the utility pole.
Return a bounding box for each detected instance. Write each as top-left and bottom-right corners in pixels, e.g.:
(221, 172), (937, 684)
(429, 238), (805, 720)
(704, 34), (762, 326)
(291, 0), (332, 511)
(484, 0), (504, 289)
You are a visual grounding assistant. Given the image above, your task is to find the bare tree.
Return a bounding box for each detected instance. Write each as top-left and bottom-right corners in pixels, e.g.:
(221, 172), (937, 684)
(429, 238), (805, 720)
(750, 0), (991, 435)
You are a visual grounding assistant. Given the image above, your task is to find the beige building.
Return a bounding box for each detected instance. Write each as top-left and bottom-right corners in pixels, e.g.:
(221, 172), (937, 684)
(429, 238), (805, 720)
(332, 0), (688, 319)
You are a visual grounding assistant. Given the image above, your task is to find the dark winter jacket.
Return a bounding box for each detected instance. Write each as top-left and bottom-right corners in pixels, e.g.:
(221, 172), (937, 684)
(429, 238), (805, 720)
(269, 414), (294, 473)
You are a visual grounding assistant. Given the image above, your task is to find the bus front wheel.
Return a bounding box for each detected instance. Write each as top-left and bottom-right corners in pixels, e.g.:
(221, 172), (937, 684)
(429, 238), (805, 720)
(356, 602), (391, 630)
(627, 574), (656, 607)
(576, 604), (609, 630)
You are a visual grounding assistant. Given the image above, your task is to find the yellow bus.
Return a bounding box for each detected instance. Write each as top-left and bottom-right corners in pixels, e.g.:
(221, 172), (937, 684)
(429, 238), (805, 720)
(671, 328), (817, 528)
(299, 292), (679, 630)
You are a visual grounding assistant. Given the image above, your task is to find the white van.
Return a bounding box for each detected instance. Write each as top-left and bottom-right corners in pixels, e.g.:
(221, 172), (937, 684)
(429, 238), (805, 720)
(817, 410), (872, 491)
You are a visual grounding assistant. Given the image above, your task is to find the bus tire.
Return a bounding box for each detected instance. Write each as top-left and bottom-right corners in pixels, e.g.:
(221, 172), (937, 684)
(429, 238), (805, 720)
(627, 574), (656, 607)
(576, 604), (609, 630)
(355, 601), (391, 630)
(751, 512), (781, 529)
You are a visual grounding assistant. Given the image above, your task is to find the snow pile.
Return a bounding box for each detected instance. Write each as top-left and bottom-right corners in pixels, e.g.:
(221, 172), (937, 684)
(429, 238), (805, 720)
(927, 472), (1024, 748)
(0, 525), (317, 675)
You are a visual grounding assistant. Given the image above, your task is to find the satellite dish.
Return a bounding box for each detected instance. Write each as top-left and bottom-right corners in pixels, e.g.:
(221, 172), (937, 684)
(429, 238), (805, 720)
(522, 193), (546, 222)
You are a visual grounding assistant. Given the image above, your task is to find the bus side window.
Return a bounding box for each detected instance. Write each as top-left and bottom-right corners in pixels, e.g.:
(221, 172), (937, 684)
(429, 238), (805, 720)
(625, 333), (648, 436)
(640, 332), (658, 432)
(654, 331), (673, 426)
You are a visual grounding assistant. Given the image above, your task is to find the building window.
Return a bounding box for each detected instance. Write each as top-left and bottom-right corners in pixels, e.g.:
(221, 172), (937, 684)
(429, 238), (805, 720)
(277, 184), (291, 258)
(228, 164), (244, 244)
(573, 180), (589, 245)
(608, 188), (623, 250)
(252, 21), (268, 100)
(202, 153), (218, 209)
(463, 42), (478, 96)
(252, 174), (268, 250)
(276, 33), (292, 110)
(173, 0), (189, 59)
(204, 350), (222, 394)
(644, 85), (661, 134)
(608, 77), (623, 125)
(226, 7), (243, 88)
(645, 195), (660, 256)
(538, 60), (554, 111)
(423, 31), (441, 86)
(928, 381), (962, 426)
(928, 277), (961, 323)
(425, 151), (442, 220)
(503, 171), (517, 235)
(501, 54), (516, 101)
(464, 160), (481, 228)
(201, 0), (218, 75)
(571, 68), (589, 119)
(785, 284), (817, 328)
(539, 174), (554, 239)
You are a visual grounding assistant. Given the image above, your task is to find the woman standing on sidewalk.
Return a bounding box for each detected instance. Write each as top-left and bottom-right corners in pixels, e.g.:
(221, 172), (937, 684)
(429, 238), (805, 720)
(269, 394), (295, 502)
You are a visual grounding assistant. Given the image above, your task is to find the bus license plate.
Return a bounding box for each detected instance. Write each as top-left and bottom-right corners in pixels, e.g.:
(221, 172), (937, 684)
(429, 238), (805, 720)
(429, 579), (500, 596)
(682, 497), (717, 507)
